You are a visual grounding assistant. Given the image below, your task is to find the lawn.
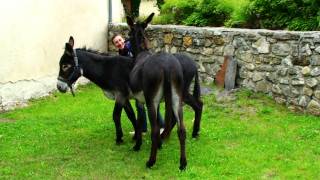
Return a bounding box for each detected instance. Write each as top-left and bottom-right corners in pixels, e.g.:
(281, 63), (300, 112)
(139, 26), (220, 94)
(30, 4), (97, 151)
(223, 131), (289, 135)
(0, 84), (319, 179)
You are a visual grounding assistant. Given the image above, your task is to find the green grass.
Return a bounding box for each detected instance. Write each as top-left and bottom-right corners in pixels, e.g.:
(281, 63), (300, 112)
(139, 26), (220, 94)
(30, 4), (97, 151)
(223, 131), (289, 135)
(1, 84), (320, 179)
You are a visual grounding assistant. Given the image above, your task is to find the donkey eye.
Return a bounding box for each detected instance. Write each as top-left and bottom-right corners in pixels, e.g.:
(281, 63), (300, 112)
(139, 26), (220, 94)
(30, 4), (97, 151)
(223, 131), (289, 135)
(62, 64), (71, 71)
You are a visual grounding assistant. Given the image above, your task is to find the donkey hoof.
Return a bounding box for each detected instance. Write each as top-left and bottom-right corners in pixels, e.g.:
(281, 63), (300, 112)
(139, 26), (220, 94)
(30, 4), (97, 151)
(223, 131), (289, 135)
(179, 164), (187, 171)
(116, 139), (124, 145)
(157, 141), (162, 149)
(132, 144), (141, 151)
(179, 159), (187, 170)
(160, 132), (167, 140)
(179, 162), (187, 171)
(192, 132), (199, 138)
(132, 133), (137, 140)
(146, 160), (155, 168)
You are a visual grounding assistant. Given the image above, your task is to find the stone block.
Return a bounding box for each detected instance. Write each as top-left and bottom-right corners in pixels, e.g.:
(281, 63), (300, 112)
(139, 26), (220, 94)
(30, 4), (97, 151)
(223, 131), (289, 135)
(305, 78), (318, 88)
(213, 36), (225, 45)
(303, 87), (313, 96)
(272, 32), (300, 40)
(314, 90), (320, 99)
(236, 51), (253, 63)
(288, 67), (300, 75)
(224, 56), (238, 90)
(275, 96), (287, 105)
(252, 72), (264, 82)
(311, 67), (320, 76)
(183, 36), (192, 47)
(256, 80), (271, 93)
(266, 72), (277, 83)
(214, 46), (224, 56)
(201, 48), (214, 56)
(281, 56), (293, 66)
(256, 65), (275, 72)
(246, 64), (255, 71)
(170, 46), (178, 53)
(310, 55), (320, 66)
(272, 85), (282, 94)
(272, 43), (291, 56)
(301, 67), (311, 76)
(186, 48), (200, 54)
(164, 33), (174, 44)
(299, 96), (310, 107)
(280, 79), (290, 85)
(315, 46), (320, 54)
(204, 38), (214, 47)
(307, 100), (320, 115)
(292, 56), (310, 66)
(252, 37), (270, 54)
(291, 78), (305, 86)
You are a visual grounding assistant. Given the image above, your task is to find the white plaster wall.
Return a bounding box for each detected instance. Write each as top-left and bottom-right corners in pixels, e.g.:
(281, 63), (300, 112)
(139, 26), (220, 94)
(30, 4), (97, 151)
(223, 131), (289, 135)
(111, 0), (125, 23)
(0, 0), (109, 111)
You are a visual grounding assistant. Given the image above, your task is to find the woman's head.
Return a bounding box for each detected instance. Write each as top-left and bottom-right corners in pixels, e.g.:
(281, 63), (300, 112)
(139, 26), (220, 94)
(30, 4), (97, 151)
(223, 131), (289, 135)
(112, 34), (125, 50)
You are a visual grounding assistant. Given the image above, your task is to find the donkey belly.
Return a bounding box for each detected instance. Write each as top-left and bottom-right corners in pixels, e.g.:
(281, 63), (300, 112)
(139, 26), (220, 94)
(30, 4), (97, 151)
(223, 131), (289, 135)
(104, 89), (129, 105)
(103, 90), (115, 100)
(133, 91), (145, 104)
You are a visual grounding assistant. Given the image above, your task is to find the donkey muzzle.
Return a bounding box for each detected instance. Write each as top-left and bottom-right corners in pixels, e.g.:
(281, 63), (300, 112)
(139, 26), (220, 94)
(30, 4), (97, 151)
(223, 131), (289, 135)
(57, 77), (69, 93)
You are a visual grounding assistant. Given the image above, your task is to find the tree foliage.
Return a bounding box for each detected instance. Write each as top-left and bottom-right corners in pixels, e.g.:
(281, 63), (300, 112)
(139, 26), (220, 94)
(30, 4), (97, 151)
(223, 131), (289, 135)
(157, 0), (320, 31)
(121, 0), (141, 18)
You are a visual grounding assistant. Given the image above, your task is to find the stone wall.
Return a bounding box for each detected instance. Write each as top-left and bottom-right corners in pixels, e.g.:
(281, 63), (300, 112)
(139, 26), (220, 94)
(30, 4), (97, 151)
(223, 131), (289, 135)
(108, 23), (320, 116)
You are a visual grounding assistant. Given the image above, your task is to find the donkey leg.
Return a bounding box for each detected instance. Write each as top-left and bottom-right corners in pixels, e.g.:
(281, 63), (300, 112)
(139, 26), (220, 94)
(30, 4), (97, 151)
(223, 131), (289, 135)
(160, 111), (176, 139)
(192, 99), (203, 138)
(172, 94), (187, 170)
(145, 101), (160, 168)
(113, 102), (124, 144)
(177, 117), (187, 170)
(123, 100), (138, 140)
(124, 100), (142, 151)
(160, 93), (174, 139)
(184, 93), (203, 138)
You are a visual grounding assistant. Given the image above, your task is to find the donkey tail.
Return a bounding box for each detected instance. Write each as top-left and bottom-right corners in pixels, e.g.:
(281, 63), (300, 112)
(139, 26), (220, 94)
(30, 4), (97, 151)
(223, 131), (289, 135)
(193, 70), (201, 99)
(161, 68), (173, 139)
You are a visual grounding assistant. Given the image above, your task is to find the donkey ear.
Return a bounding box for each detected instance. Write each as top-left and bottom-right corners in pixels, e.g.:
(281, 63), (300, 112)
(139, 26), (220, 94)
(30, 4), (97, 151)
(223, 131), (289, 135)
(65, 43), (73, 53)
(143, 13), (154, 28)
(126, 15), (134, 29)
(68, 36), (74, 48)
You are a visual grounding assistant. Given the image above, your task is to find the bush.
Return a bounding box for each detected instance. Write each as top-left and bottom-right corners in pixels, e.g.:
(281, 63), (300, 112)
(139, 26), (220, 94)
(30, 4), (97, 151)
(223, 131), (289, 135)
(184, 0), (232, 26)
(246, 0), (320, 30)
(156, 0), (320, 31)
(220, 0), (250, 27)
(159, 0), (198, 24)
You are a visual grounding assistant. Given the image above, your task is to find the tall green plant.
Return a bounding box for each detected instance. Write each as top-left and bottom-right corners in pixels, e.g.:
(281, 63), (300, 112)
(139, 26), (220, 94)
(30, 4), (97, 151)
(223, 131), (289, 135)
(160, 0), (198, 24)
(184, 0), (232, 26)
(246, 0), (320, 30)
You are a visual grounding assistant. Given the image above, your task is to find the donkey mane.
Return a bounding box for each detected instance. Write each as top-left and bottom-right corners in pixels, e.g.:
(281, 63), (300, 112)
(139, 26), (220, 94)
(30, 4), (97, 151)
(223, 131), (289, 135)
(78, 47), (110, 56)
(76, 47), (133, 65)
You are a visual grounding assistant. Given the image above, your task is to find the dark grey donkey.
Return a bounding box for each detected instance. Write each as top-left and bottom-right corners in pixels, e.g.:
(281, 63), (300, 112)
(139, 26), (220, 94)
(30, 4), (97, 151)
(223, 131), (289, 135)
(56, 36), (141, 150)
(164, 53), (203, 139)
(127, 14), (187, 170)
(127, 15), (203, 139)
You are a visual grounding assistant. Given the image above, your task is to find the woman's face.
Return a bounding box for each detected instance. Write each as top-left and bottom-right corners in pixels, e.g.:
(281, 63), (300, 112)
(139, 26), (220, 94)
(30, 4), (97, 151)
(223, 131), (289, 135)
(113, 35), (125, 50)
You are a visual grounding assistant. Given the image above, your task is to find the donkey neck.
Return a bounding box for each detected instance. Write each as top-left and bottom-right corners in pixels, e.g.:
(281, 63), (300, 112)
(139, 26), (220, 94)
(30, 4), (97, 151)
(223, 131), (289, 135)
(134, 50), (152, 66)
(75, 49), (109, 86)
(74, 49), (133, 92)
